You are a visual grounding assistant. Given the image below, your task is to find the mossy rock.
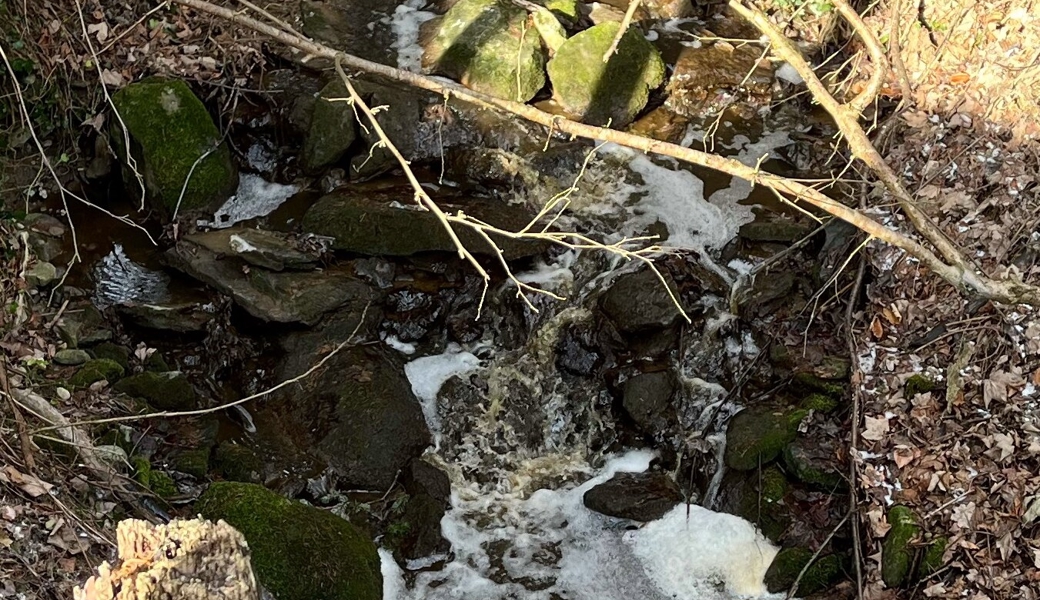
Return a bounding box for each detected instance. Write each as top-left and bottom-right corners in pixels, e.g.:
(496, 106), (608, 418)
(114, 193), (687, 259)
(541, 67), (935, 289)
(196, 482), (382, 600)
(423, 0), (547, 102)
(764, 547), (844, 594)
(881, 505), (920, 587)
(57, 305), (112, 348)
(144, 351), (171, 372)
(111, 79), (237, 216)
(169, 447), (211, 479)
(800, 392), (838, 413)
(792, 371), (845, 397)
(540, 0), (580, 23)
(132, 456), (178, 498)
(112, 371), (196, 411)
(90, 342), (131, 371)
(782, 438), (846, 491)
(918, 536), (947, 579)
(69, 358), (125, 388)
(213, 442), (264, 483)
(724, 406), (807, 471)
(546, 21), (665, 127)
(905, 374), (936, 397)
(760, 466), (788, 504)
(302, 79), (358, 172)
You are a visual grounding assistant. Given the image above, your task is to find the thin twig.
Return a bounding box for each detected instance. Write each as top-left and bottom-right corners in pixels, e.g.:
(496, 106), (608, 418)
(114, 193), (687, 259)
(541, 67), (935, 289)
(787, 511), (851, 599)
(846, 230), (868, 600)
(0, 357), (35, 472)
(603, 0), (641, 62)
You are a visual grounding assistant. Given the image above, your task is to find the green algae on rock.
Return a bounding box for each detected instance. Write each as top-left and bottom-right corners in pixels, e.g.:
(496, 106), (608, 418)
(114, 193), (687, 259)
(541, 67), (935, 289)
(132, 456), (178, 498)
(302, 79), (358, 172)
(763, 547), (844, 594)
(546, 22), (665, 127)
(111, 79), (237, 216)
(724, 405), (807, 471)
(69, 358), (125, 388)
(423, 0), (547, 102)
(113, 371), (197, 411)
(882, 505), (920, 587)
(197, 482), (382, 600)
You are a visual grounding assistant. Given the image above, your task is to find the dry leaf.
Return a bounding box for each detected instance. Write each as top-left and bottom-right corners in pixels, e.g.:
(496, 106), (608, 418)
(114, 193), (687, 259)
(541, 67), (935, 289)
(950, 72), (971, 84)
(893, 447), (915, 468)
(862, 414), (891, 441)
(0, 466), (54, 498)
(870, 315), (884, 340)
(100, 69), (123, 87)
(87, 22), (109, 43)
(951, 501), (976, 529)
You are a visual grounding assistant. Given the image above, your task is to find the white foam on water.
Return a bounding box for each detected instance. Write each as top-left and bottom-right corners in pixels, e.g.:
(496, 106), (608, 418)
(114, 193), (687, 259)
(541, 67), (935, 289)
(389, 0), (437, 72)
(404, 345), (482, 446)
(383, 449), (782, 600)
(200, 174), (299, 229)
(383, 334), (417, 355)
(776, 62), (804, 85)
(92, 244), (170, 309)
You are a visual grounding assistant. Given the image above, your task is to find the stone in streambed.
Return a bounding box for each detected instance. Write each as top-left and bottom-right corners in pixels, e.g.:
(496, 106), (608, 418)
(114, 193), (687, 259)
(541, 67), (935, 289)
(196, 482), (382, 600)
(724, 405), (806, 471)
(763, 547), (844, 594)
(69, 358), (125, 388)
(881, 505), (919, 587)
(111, 79), (237, 216)
(113, 371), (197, 411)
(782, 436), (846, 491)
(302, 79), (358, 172)
(423, 0), (547, 102)
(600, 268), (681, 334)
(583, 471), (682, 521)
(621, 371), (679, 436)
(547, 22), (665, 127)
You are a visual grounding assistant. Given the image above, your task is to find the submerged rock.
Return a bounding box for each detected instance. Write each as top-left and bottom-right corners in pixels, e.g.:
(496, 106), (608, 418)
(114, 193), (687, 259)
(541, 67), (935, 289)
(547, 21), (665, 126)
(348, 78), (434, 179)
(881, 505), (919, 587)
(583, 471), (682, 521)
(196, 482), (382, 600)
(763, 547), (844, 594)
(113, 372), (197, 411)
(302, 79), (358, 172)
(724, 405), (806, 471)
(116, 302), (215, 333)
(111, 79), (237, 216)
(423, 0), (547, 101)
(664, 41), (774, 119)
(271, 344), (430, 490)
(301, 0), (399, 67)
(301, 184), (547, 260)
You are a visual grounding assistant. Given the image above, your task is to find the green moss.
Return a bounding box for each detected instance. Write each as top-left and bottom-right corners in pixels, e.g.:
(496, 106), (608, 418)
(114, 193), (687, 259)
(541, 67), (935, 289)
(724, 406), (807, 471)
(170, 447), (211, 479)
(800, 392), (838, 412)
(90, 342), (131, 371)
(426, 0), (547, 102)
(782, 441), (846, 491)
(196, 482), (382, 600)
(919, 536), (947, 578)
(761, 466), (788, 504)
(302, 80), (358, 172)
(764, 547), (844, 594)
(112, 372), (196, 411)
(540, 0), (579, 22)
(132, 456), (178, 498)
(904, 374), (936, 397)
(882, 505), (920, 587)
(546, 21), (665, 126)
(111, 79), (237, 215)
(792, 372), (845, 397)
(69, 358), (125, 388)
(144, 351), (171, 372)
(213, 442), (264, 483)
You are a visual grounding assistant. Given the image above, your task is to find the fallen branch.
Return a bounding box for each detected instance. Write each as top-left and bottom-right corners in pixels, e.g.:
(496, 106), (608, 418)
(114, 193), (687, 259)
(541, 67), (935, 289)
(170, 0), (1040, 306)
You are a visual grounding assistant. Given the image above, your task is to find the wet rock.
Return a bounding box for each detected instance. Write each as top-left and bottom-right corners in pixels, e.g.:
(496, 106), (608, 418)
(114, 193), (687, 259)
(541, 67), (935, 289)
(555, 324), (601, 376)
(113, 372), (197, 411)
(547, 22), (665, 126)
(383, 288), (444, 343)
(183, 229), (320, 271)
(116, 302), (215, 333)
(90, 343), (131, 371)
(273, 344), (430, 490)
(111, 79), (237, 216)
(53, 349), (91, 366)
(301, 185), (547, 260)
(348, 78), (434, 179)
(600, 268), (681, 334)
(57, 303), (112, 345)
(881, 505), (919, 587)
(583, 471), (682, 521)
(423, 0), (547, 102)
(396, 493), (451, 560)
(69, 358), (125, 388)
(738, 219), (814, 243)
(763, 547), (844, 594)
(643, 0), (692, 18)
(196, 482), (382, 600)
(164, 234), (372, 325)
(301, 0), (398, 67)
(302, 79), (358, 172)
(621, 371), (678, 436)
(715, 466), (791, 543)
(353, 257), (396, 289)
(24, 261), (57, 287)
(724, 405), (806, 471)
(664, 37), (774, 119)
(782, 437), (845, 491)
(401, 458), (451, 506)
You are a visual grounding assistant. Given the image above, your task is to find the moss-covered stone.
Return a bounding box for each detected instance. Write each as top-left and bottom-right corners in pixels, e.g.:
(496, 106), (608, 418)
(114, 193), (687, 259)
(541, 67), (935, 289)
(144, 351), (171, 372)
(782, 438), (846, 491)
(90, 342), (131, 371)
(196, 482), (382, 600)
(69, 358), (125, 388)
(302, 79), (358, 172)
(170, 447), (211, 479)
(53, 348), (91, 366)
(546, 21), (665, 126)
(57, 305), (112, 348)
(905, 374), (936, 397)
(112, 371), (196, 411)
(801, 392), (838, 412)
(792, 371), (845, 397)
(760, 466), (788, 504)
(882, 505), (920, 587)
(132, 456), (178, 498)
(111, 79), (237, 216)
(764, 547), (844, 594)
(918, 536), (947, 578)
(423, 0), (547, 102)
(213, 441), (264, 483)
(540, 0), (579, 23)
(724, 406), (807, 471)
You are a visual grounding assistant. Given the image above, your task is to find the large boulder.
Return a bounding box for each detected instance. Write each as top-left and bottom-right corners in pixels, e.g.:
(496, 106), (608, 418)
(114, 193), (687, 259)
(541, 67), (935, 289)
(546, 22), (665, 126)
(196, 482), (382, 600)
(301, 184), (548, 259)
(112, 79), (237, 216)
(423, 0), (547, 101)
(270, 341), (431, 490)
